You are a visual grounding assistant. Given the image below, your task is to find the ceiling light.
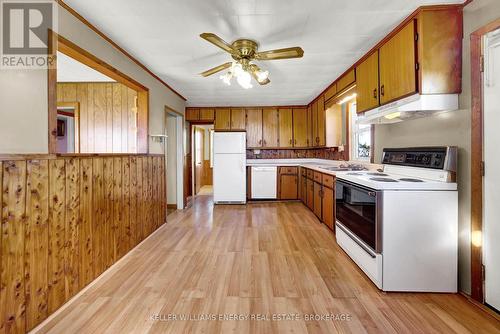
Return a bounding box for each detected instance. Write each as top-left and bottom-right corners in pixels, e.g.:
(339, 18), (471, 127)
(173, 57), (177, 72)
(256, 70), (269, 82)
(220, 72), (232, 85)
(384, 112), (401, 120)
(236, 71), (253, 89)
(337, 93), (357, 105)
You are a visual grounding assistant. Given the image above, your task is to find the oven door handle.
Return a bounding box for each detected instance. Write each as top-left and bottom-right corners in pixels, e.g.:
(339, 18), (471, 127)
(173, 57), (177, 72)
(336, 222), (376, 258)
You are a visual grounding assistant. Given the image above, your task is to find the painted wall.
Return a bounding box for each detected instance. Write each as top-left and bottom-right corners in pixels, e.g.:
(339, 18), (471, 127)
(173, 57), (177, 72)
(373, 0), (500, 294)
(0, 3), (185, 154)
(166, 115), (177, 205)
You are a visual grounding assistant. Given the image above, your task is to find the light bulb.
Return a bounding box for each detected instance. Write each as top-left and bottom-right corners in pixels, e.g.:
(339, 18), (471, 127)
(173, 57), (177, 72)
(237, 71), (252, 89)
(232, 63), (244, 77)
(220, 72), (231, 85)
(256, 70), (269, 82)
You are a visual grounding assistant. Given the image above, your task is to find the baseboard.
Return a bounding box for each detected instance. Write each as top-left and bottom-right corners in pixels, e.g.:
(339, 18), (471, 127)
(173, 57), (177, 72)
(459, 291), (500, 321)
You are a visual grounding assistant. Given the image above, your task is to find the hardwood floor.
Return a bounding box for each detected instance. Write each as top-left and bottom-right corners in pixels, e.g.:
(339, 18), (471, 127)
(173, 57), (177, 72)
(33, 195), (500, 334)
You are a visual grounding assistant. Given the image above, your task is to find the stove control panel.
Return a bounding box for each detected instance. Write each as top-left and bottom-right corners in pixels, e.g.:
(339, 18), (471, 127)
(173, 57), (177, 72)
(382, 147), (456, 170)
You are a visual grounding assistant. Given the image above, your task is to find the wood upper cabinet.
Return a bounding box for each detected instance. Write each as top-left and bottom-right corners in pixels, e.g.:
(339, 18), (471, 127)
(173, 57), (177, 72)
(311, 101), (318, 146)
(337, 69), (356, 93)
(262, 108), (279, 147)
(230, 108), (246, 130)
(199, 108), (215, 121)
(307, 104), (313, 148)
(246, 109), (262, 147)
(185, 108), (199, 121)
(317, 95), (326, 146)
(356, 51), (380, 113)
(379, 21), (417, 105)
(324, 83), (337, 102)
(215, 108), (231, 130)
(278, 108), (293, 148)
(292, 108), (308, 147)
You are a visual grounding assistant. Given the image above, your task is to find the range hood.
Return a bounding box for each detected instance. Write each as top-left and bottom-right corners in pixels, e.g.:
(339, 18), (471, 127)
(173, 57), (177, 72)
(357, 93), (459, 125)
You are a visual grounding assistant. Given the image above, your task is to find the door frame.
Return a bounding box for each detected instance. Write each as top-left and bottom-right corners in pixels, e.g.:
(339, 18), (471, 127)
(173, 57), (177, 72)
(187, 122), (214, 199)
(470, 18), (500, 304)
(164, 106), (184, 210)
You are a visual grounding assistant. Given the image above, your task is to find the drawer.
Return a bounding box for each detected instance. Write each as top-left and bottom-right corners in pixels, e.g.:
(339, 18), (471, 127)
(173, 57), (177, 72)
(306, 169), (314, 179)
(279, 166), (298, 175)
(322, 174), (335, 188)
(313, 171), (322, 183)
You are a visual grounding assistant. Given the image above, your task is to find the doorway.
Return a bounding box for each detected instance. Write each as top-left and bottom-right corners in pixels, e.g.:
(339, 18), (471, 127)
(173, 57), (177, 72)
(482, 27), (500, 312)
(192, 124), (214, 196)
(165, 106), (185, 212)
(470, 19), (500, 310)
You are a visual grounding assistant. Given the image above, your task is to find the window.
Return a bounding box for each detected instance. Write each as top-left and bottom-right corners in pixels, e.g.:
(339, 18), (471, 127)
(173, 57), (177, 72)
(350, 101), (372, 161)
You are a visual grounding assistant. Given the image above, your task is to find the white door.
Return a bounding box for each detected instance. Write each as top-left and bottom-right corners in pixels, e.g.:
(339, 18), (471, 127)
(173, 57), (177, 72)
(483, 28), (500, 311)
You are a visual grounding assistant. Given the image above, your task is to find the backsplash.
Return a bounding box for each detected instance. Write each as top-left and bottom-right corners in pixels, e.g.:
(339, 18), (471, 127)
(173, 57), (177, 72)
(246, 147), (347, 160)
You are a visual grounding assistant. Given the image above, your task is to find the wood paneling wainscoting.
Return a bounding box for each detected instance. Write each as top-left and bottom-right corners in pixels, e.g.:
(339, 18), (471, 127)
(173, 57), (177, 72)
(0, 154), (166, 333)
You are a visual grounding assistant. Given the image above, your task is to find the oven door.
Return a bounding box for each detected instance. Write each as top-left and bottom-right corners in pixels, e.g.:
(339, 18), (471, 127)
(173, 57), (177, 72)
(335, 179), (382, 253)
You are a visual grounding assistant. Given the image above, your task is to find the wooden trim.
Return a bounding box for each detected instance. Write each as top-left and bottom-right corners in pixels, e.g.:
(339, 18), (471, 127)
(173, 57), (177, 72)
(56, 0), (186, 101)
(48, 30), (58, 154)
(459, 292), (500, 321)
(470, 17), (500, 304)
(52, 34), (150, 154)
(57, 101), (80, 153)
(188, 105), (308, 109)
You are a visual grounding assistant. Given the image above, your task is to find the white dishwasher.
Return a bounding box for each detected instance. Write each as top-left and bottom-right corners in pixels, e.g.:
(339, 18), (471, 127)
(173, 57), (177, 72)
(251, 166), (277, 199)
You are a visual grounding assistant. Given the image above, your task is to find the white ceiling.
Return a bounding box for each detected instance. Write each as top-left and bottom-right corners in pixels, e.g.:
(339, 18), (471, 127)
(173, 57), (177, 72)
(63, 0), (463, 106)
(57, 51), (115, 82)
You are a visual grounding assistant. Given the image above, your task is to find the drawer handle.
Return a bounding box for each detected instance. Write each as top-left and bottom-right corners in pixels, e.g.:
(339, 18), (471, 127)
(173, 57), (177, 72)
(373, 88), (377, 99)
(380, 85), (385, 96)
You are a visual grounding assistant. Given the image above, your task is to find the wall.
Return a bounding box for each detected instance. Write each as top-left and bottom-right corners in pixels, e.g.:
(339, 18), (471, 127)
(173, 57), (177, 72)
(57, 82), (138, 153)
(0, 3), (185, 154)
(373, 0), (500, 294)
(0, 155), (166, 333)
(166, 114), (177, 205)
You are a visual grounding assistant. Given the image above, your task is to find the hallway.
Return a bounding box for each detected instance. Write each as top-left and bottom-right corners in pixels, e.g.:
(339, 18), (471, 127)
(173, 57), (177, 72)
(32, 196), (500, 333)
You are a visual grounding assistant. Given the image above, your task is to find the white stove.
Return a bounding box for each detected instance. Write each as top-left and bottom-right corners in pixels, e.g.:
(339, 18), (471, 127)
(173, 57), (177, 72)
(335, 147), (458, 293)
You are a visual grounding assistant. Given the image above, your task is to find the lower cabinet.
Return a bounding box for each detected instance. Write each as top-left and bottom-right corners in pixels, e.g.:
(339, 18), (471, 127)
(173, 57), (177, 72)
(302, 167), (336, 232)
(278, 166), (298, 200)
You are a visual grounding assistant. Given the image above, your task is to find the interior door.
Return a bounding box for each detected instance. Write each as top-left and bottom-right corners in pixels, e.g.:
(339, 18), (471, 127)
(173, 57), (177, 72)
(356, 51), (380, 113)
(293, 108), (308, 147)
(379, 21), (417, 104)
(230, 108), (246, 130)
(246, 109), (262, 147)
(483, 28), (500, 311)
(215, 108), (231, 130)
(194, 127), (204, 194)
(278, 108), (293, 148)
(262, 108), (279, 147)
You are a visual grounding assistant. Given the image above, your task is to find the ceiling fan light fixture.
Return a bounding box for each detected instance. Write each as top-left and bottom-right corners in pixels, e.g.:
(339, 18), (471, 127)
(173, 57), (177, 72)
(220, 72), (232, 85)
(256, 69), (269, 83)
(236, 70), (253, 89)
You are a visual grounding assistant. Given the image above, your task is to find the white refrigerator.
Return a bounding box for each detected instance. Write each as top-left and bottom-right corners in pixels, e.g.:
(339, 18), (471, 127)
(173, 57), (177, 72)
(213, 132), (247, 204)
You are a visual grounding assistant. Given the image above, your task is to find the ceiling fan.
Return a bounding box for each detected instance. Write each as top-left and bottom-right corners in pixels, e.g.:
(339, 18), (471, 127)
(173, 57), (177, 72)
(199, 33), (304, 89)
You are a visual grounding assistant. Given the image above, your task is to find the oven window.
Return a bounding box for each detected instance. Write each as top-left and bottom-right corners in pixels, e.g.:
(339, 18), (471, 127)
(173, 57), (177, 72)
(336, 181), (377, 250)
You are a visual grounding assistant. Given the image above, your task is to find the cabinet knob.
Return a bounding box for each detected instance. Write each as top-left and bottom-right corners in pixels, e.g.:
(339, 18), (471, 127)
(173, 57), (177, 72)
(373, 88), (377, 99)
(380, 85), (385, 96)
(289, 139), (292, 145)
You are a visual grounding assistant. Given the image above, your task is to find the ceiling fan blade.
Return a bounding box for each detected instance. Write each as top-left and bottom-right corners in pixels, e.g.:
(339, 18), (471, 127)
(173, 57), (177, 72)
(254, 47), (304, 60)
(200, 33), (235, 54)
(249, 64), (271, 85)
(200, 62), (232, 77)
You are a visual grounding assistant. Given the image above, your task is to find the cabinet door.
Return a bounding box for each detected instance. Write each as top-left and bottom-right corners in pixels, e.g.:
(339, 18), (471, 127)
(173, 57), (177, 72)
(301, 175), (307, 204)
(230, 108), (246, 130)
(278, 108), (293, 148)
(356, 52), (380, 113)
(307, 105), (313, 147)
(215, 108), (231, 130)
(186, 108), (199, 121)
(200, 108), (215, 121)
(262, 108), (279, 147)
(313, 182), (322, 219)
(246, 109), (262, 147)
(279, 174), (298, 200)
(293, 108), (308, 147)
(379, 21), (417, 105)
(322, 186), (334, 230)
(306, 179), (314, 210)
(317, 95), (326, 146)
(312, 101), (318, 146)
